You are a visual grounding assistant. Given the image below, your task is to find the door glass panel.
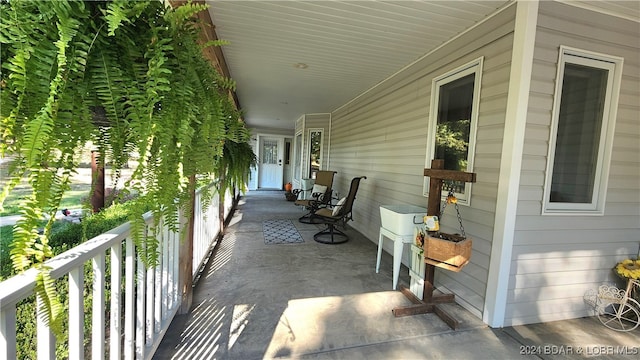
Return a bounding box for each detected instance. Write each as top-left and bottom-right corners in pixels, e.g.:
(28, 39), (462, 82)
(262, 140), (278, 164)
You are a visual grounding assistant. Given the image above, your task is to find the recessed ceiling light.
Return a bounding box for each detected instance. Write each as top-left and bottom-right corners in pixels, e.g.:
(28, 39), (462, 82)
(293, 63), (308, 69)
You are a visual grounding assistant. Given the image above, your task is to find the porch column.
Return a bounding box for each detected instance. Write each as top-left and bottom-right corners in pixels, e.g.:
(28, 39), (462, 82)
(484, 0), (539, 328)
(91, 150), (105, 213)
(178, 175), (196, 314)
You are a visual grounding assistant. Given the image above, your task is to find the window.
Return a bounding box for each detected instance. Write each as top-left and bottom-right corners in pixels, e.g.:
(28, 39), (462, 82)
(285, 140), (291, 165)
(308, 129), (323, 179)
(544, 47), (623, 214)
(424, 58), (483, 205)
(293, 132), (302, 181)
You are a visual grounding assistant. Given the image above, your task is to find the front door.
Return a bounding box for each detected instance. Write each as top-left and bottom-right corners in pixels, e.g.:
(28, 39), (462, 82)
(258, 137), (284, 189)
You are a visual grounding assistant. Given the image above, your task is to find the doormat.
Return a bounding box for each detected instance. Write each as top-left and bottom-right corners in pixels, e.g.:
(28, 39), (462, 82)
(263, 220), (304, 244)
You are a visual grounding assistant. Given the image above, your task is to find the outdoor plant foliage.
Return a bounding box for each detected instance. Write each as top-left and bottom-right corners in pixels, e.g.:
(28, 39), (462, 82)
(0, 0), (255, 335)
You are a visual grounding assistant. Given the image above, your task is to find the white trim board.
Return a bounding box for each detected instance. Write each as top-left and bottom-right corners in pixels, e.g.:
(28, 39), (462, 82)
(483, 0), (539, 328)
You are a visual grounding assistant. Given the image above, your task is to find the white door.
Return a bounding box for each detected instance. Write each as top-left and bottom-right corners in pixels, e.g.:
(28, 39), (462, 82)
(258, 137), (284, 189)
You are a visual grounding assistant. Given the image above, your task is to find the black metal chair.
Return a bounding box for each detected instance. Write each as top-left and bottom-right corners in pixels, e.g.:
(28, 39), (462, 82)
(294, 170), (337, 224)
(313, 176), (366, 244)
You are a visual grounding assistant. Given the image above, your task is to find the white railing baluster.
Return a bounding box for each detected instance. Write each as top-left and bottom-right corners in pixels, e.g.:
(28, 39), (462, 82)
(69, 266), (84, 359)
(136, 252), (146, 359)
(110, 243), (122, 360)
(124, 237), (135, 360)
(163, 224), (171, 315)
(93, 253), (106, 359)
(173, 225), (180, 308)
(36, 296), (55, 360)
(0, 305), (17, 360)
(155, 232), (163, 331)
(194, 197), (201, 276)
(0, 181), (231, 360)
(146, 265), (154, 345)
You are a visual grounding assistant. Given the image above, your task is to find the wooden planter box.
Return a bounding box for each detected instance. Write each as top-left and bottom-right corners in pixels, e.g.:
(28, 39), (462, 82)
(423, 233), (471, 272)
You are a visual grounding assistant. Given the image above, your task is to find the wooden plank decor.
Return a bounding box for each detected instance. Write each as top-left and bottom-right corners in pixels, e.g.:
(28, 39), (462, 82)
(424, 235), (471, 272)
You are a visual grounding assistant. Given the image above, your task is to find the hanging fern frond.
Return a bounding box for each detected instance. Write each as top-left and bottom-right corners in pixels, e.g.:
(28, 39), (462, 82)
(34, 267), (64, 335)
(2, 0), (257, 340)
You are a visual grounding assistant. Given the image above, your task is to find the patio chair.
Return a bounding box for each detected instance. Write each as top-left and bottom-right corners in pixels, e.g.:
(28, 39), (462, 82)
(294, 170), (337, 224)
(313, 176), (366, 244)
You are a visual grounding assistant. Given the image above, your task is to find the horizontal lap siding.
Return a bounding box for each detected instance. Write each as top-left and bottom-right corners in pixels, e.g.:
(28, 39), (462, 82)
(507, 1), (640, 326)
(330, 5), (516, 317)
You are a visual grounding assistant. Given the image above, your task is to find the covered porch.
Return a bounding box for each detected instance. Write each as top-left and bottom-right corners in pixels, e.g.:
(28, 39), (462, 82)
(154, 191), (638, 359)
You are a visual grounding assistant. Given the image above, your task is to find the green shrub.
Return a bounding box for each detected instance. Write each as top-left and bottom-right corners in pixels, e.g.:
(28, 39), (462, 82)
(0, 225), (15, 280)
(1, 202), (140, 359)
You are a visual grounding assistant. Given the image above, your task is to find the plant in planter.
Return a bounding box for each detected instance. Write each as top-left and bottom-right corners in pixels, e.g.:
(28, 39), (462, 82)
(0, 0), (254, 334)
(422, 192), (472, 272)
(615, 259), (640, 280)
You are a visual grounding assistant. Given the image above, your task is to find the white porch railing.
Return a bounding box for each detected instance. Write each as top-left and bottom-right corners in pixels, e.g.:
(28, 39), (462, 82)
(0, 185), (236, 360)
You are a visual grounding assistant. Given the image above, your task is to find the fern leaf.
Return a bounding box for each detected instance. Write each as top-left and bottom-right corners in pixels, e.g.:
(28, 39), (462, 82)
(35, 268), (64, 336)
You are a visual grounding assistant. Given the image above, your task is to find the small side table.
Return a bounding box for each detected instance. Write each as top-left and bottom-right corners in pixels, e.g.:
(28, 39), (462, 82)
(376, 227), (414, 290)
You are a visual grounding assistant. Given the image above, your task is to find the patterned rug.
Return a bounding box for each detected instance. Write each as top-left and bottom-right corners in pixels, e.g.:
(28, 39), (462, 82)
(263, 219), (304, 244)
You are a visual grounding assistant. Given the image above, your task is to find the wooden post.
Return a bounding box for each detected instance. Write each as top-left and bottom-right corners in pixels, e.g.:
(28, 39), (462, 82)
(90, 150), (105, 213)
(392, 159), (476, 330)
(219, 174), (226, 235)
(178, 174), (196, 314)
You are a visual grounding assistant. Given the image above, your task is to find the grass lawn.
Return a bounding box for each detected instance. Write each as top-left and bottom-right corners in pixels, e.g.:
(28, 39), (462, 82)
(1, 187), (90, 216)
(1, 167), (133, 217)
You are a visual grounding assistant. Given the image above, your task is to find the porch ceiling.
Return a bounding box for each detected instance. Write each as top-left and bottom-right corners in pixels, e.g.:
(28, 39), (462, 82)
(207, 1), (640, 132)
(207, 0), (512, 131)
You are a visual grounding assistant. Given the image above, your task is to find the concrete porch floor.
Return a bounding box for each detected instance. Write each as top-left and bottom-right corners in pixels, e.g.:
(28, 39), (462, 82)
(154, 191), (639, 359)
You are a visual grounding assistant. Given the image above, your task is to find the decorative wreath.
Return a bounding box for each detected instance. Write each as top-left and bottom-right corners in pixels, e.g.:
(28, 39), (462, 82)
(614, 259), (640, 279)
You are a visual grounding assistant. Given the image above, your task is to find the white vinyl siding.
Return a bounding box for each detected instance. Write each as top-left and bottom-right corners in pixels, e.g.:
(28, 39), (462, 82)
(330, 4), (517, 317)
(507, 1), (640, 326)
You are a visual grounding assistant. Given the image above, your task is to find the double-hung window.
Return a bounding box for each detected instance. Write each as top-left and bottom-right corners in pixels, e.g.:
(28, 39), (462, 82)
(543, 46), (623, 215)
(424, 58), (483, 205)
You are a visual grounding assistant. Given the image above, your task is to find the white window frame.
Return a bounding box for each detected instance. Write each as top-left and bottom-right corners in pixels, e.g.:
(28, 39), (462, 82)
(423, 57), (483, 206)
(293, 130), (303, 182)
(542, 46), (623, 215)
(306, 128), (324, 178)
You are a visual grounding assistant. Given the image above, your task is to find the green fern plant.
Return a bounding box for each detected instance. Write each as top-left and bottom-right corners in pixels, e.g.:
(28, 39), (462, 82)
(1, 0), (255, 338)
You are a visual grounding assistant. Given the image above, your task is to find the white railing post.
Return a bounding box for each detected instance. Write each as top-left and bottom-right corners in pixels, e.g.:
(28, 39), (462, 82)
(155, 232), (163, 331)
(110, 243), (122, 360)
(0, 180), (225, 360)
(0, 305), (17, 360)
(136, 252), (147, 359)
(69, 266), (84, 359)
(36, 296), (55, 359)
(92, 253), (106, 359)
(124, 237), (135, 360)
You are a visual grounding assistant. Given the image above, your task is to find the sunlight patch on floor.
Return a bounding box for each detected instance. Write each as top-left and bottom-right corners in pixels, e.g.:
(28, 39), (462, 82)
(228, 304), (256, 350)
(263, 291), (411, 358)
(171, 297), (228, 360)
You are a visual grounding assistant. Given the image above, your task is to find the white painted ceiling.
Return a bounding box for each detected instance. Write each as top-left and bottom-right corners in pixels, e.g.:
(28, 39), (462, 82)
(206, 0), (639, 131)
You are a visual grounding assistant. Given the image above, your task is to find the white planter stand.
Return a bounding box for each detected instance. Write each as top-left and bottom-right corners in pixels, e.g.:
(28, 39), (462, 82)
(376, 205), (427, 290)
(409, 244), (426, 299)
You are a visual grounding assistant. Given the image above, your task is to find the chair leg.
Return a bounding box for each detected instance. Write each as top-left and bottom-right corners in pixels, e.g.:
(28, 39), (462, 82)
(314, 223), (348, 244)
(299, 212), (323, 224)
